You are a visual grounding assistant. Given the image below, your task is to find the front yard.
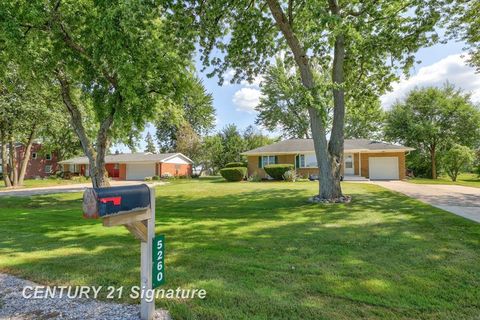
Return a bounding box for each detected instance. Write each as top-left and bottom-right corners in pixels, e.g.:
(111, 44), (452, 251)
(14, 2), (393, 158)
(408, 173), (480, 188)
(0, 179), (479, 319)
(0, 178), (84, 190)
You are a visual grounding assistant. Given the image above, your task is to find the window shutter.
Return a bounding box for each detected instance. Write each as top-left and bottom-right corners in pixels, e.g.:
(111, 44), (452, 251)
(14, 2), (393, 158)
(258, 156), (262, 168)
(275, 156), (278, 164)
(295, 155), (299, 169)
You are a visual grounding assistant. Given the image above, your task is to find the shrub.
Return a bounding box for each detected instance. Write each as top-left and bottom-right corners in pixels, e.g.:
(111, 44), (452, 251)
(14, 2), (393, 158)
(225, 162), (247, 168)
(264, 164), (294, 180)
(152, 175), (160, 181)
(442, 144), (474, 181)
(144, 176), (153, 181)
(71, 175), (89, 183)
(220, 167), (247, 182)
(282, 169), (298, 182)
(247, 173), (262, 182)
(161, 173), (174, 179)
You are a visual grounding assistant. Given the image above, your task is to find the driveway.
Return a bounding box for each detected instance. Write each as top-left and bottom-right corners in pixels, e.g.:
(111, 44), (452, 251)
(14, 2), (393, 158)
(0, 180), (165, 197)
(374, 181), (480, 223)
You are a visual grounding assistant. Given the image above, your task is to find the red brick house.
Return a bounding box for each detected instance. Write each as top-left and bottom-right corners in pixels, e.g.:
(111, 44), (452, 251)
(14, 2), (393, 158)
(59, 152), (193, 180)
(0, 143), (60, 179)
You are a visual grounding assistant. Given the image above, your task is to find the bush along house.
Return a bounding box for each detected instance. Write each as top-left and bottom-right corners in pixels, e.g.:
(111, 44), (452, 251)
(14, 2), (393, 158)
(59, 152), (193, 180)
(242, 139), (414, 180)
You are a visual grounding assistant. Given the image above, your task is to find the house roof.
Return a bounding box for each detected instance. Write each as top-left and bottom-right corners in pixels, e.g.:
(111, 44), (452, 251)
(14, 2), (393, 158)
(241, 139), (414, 155)
(58, 152), (193, 165)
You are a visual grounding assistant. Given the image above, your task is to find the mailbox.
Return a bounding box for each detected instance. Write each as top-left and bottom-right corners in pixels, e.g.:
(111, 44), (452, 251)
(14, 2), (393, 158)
(83, 184), (151, 218)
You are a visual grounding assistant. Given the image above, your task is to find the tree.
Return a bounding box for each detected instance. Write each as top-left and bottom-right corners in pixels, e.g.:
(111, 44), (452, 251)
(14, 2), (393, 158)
(447, 1), (480, 71)
(155, 77), (215, 152)
(443, 144), (474, 181)
(218, 124), (245, 167)
(192, 0), (442, 200)
(257, 58), (384, 140)
(0, 64), (61, 187)
(243, 125), (277, 151)
(2, 1), (196, 187)
(144, 132), (157, 154)
(255, 59), (313, 139)
(198, 135), (224, 174)
(384, 85), (480, 179)
(175, 122), (202, 162)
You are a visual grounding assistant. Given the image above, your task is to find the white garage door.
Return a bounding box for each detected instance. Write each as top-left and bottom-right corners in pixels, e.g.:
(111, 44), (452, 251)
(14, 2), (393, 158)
(126, 163), (156, 180)
(369, 157), (399, 180)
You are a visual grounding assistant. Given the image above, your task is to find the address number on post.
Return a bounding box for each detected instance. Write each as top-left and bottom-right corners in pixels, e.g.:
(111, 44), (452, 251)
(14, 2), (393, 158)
(152, 235), (165, 289)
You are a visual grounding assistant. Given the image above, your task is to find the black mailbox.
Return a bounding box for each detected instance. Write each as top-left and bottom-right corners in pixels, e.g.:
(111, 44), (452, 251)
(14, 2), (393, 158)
(83, 184), (151, 218)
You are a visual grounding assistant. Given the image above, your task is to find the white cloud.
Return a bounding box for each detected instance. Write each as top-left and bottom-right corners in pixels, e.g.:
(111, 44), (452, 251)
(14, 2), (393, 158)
(240, 74), (264, 87)
(381, 54), (480, 108)
(232, 87), (262, 113)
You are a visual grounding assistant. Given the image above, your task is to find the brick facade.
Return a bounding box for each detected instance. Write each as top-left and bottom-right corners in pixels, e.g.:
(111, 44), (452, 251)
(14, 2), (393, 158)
(159, 162), (192, 177)
(13, 144), (59, 179)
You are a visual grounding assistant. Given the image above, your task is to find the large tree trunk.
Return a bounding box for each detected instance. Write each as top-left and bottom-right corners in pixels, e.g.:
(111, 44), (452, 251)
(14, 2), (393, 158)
(9, 138), (18, 186)
(17, 126), (36, 186)
(1, 129), (12, 188)
(430, 145), (437, 179)
(266, 0), (344, 200)
(56, 69), (112, 188)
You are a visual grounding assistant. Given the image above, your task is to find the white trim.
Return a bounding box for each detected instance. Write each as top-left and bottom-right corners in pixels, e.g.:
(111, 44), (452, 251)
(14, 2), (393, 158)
(160, 153), (193, 164)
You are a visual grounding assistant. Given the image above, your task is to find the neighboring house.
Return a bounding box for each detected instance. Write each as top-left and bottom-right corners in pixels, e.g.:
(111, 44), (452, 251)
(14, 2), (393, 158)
(0, 143), (59, 179)
(59, 152), (193, 180)
(242, 139), (414, 180)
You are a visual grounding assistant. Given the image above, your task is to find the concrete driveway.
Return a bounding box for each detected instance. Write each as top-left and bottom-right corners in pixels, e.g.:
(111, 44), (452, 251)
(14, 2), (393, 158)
(0, 180), (165, 197)
(374, 181), (480, 223)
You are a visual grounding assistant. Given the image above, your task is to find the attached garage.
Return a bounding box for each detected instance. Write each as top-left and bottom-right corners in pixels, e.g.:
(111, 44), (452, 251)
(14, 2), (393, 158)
(368, 157), (399, 180)
(126, 163), (156, 180)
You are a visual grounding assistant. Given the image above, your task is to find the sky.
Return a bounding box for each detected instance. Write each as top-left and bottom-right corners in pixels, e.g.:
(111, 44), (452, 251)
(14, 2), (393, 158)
(126, 34), (480, 152)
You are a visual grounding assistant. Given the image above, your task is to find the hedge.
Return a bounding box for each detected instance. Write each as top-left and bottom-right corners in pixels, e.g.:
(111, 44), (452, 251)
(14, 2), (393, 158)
(264, 164), (294, 180)
(225, 162), (247, 168)
(220, 167), (247, 182)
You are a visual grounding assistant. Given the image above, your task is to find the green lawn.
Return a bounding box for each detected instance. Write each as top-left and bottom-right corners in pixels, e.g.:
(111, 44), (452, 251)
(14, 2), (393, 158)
(0, 179), (479, 319)
(0, 178), (83, 190)
(408, 173), (480, 188)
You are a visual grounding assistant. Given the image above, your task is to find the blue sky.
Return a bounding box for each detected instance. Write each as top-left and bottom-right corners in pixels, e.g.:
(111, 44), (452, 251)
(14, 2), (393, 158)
(125, 35), (480, 152)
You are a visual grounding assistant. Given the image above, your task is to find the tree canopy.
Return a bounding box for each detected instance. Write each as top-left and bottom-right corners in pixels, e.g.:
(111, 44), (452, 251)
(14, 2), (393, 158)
(1, 0), (197, 187)
(384, 84), (480, 178)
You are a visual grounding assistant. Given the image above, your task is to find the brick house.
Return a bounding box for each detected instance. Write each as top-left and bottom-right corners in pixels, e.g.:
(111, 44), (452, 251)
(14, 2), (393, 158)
(242, 139), (414, 180)
(0, 143), (59, 179)
(59, 152), (193, 180)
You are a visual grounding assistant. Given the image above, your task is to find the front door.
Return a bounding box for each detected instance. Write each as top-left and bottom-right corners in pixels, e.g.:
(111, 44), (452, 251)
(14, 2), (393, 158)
(344, 154), (354, 175)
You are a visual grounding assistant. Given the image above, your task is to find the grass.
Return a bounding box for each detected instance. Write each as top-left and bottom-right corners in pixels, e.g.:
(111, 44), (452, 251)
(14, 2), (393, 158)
(0, 179), (479, 319)
(0, 178), (83, 190)
(408, 172), (480, 188)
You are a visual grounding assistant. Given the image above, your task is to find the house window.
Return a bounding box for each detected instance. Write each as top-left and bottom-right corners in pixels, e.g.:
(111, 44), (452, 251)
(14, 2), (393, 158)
(45, 153), (52, 160)
(45, 165), (52, 173)
(260, 155), (276, 168)
(32, 152), (37, 159)
(345, 155), (353, 169)
(297, 154), (317, 168)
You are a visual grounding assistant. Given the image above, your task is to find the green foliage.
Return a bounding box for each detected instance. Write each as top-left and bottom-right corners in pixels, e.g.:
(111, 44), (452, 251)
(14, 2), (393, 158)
(384, 84), (480, 178)
(219, 167), (247, 182)
(442, 144), (475, 182)
(247, 173), (262, 182)
(155, 76), (215, 152)
(257, 58), (384, 140)
(264, 164), (294, 180)
(152, 175), (161, 181)
(225, 162), (247, 168)
(144, 132), (157, 154)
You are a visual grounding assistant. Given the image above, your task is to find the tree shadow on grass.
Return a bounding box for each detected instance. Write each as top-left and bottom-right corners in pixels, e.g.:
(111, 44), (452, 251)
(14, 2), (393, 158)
(1, 184), (480, 319)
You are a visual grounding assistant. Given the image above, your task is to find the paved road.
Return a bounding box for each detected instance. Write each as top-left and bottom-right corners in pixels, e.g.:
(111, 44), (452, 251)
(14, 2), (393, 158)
(0, 181), (165, 197)
(374, 181), (480, 223)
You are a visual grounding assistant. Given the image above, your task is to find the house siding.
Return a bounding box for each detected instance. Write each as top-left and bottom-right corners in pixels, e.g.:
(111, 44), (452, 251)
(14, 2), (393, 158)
(247, 151), (407, 180)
